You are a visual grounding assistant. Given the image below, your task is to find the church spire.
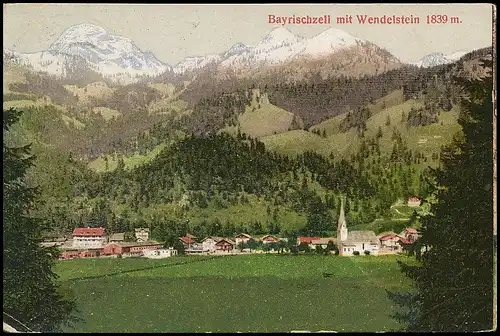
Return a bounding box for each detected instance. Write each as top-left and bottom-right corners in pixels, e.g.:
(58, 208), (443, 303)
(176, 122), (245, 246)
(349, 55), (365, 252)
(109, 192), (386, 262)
(337, 196), (348, 241)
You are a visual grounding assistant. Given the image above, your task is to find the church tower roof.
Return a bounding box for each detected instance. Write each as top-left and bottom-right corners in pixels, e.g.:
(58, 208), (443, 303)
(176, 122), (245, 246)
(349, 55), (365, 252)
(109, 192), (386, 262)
(337, 196), (348, 242)
(337, 197), (346, 231)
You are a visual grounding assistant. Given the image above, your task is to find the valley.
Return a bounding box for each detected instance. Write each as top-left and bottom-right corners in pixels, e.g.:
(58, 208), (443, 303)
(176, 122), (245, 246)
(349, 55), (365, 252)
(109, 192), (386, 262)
(2, 14), (494, 333)
(3, 27), (491, 241)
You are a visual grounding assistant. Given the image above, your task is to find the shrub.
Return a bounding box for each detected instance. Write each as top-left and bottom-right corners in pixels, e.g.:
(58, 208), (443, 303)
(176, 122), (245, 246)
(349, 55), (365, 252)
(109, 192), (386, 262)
(353, 251), (360, 256)
(364, 250), (371, 255)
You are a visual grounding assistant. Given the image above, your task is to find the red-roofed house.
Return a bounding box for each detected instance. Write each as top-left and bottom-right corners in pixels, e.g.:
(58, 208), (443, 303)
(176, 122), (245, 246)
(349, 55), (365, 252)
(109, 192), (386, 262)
(102, 241), (163, 257)
(378, 233), (403, 250)
(179, 236), (196, 249)
(60, 248), (101, 260)
(400, 228), (419, 243)
(72, 227), (106, 249)
(179, 235), (203, 253)
(297, 237), (321, 246)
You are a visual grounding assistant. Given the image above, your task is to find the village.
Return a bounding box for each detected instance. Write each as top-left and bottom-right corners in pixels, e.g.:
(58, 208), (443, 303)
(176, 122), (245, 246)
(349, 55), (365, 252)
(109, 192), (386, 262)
(44, 198), (421, 260)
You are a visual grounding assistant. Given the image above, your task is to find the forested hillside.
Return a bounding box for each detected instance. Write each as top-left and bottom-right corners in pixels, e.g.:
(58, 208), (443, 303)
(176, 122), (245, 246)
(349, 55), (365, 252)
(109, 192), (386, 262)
(2, 46), (492, 240)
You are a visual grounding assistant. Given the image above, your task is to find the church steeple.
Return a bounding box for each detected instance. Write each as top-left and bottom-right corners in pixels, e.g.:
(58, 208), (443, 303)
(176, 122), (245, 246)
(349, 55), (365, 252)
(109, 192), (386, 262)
(337, 196), (348, 241)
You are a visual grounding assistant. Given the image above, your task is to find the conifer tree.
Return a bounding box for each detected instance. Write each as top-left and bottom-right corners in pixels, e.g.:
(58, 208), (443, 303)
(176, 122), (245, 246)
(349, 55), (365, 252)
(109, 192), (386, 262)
(3, 108), (77, 332)
(389, 63), (494, 332)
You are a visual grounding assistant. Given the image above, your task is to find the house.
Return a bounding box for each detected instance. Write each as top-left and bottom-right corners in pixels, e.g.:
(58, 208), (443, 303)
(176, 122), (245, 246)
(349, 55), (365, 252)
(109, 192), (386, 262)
(72, 227), (106, 249)
(144, 247), (178, 259)
(407, 196), (422, 207)
(215, 238), (235, 252)
(297, 237), (321, 246)
(102, 241), (162, 257)
(108, 232), (125, 243)
(234, 233), (252, 245)
(60, 248), (100, 260)
(337, 198), (379, 256)
(310, 238), (337, 250)
(180, 235), (203, 253)
(400, 228), (420, 244)
(179, 236), (196, 249)
(378, 232), (402, 250)
(60, 249), (81, 260)
(135, 228), (150, 242)
(261, 235), (280, 244)
(201, 236), (224, 252)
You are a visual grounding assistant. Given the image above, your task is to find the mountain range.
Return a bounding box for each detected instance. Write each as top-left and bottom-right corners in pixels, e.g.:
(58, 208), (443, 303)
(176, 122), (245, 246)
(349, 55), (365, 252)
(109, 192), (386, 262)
(411, 51), (469, 68)
(4, 23), (471, 84)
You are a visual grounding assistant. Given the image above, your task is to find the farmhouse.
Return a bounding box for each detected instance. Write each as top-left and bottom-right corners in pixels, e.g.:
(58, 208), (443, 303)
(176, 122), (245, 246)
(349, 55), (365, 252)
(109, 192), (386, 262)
(297, 237), (321, 246)
(179, 235), (197, 249)
(407, 196), (422, 207)
(102, 241), (162, 257)
(144, 247), (178, 259)
(400, 227), (419, 243)
(337, 198), (379, 256)
(234, 233), (252, 245)
(135, 228), (150, 242)
(60, 248), (101, 260)
(215, 238), (235, 252)
(180, 234), (203, 253)
(72, 227), (106, 249)
(378, 232), (402, 250)
(261, 235), (280, 244)
(201, 236), (224, 252)
(310, 238), (337, 249)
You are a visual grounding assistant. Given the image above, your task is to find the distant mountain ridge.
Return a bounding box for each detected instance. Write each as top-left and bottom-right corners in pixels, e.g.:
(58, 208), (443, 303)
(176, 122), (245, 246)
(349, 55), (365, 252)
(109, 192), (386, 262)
(4, 23), (474, 84)
(173, 27), (365, 74)
(411, 51), (469, 68)
(4, 24), (170, 84)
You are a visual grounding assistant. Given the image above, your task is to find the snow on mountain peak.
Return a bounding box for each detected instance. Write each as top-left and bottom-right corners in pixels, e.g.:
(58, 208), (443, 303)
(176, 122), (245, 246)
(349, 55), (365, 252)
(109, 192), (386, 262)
(58, 23), (107, 39)
(412, 50), (469, 68)
(301, 27), (362, 56)
(262, 27), (300, 44)
(12, 23), (170, 83)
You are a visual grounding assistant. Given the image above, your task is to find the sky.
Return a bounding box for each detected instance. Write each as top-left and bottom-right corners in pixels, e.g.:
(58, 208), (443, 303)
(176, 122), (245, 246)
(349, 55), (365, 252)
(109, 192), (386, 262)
(3, 4), (494, 65)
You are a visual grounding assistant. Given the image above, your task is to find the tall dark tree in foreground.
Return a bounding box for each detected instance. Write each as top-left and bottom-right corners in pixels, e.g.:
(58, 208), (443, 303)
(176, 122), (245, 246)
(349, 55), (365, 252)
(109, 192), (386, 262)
(389, 62), (494, 332)
(3, 108), (77, 332)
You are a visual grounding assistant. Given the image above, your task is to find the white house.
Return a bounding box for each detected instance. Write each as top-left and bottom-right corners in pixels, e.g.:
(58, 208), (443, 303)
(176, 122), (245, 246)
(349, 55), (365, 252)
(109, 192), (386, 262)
(72, 227), (106, 249)
(337, 198), (379, 256)
(201, 236), (224, 252)
(234, 233), (252, 245)
(378, 232), (402, 250)
(144, 248), (178, 259)
(135, 228), (149, 242)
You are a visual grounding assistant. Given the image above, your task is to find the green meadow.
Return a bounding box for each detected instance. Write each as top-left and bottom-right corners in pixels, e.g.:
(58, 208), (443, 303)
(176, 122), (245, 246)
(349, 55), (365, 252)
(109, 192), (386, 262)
(56, 254), (416, 333)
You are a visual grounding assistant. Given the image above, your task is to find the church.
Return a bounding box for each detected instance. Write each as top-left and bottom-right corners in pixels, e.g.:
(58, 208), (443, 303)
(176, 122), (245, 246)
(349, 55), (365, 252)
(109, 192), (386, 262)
(337, 197), (380, 256)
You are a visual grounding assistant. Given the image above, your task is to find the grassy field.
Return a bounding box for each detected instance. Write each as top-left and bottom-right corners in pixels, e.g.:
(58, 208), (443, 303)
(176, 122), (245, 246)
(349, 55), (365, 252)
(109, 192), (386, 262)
(91, 107), (122, 121)
(222, 103), (296, 139)
(56, 254), (416, 333)
(88, 142), (169, 172)
(261, 93), (461, 162)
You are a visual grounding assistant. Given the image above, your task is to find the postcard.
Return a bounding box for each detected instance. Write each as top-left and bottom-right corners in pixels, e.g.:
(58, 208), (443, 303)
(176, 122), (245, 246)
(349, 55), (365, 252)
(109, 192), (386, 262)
(2, 3), (496, 333)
